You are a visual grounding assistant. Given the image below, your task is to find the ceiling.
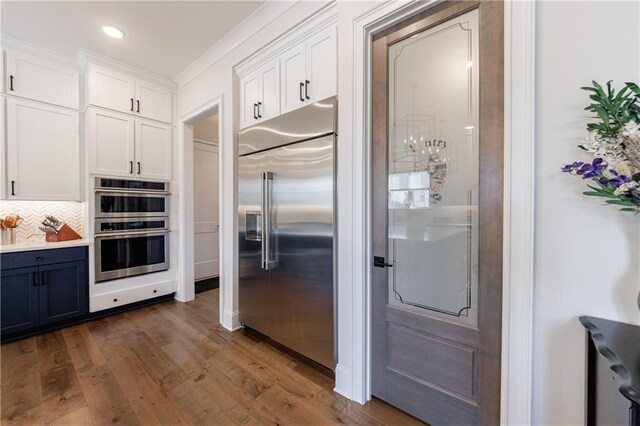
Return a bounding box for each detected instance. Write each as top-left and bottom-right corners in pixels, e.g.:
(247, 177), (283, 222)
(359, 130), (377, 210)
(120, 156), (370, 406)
(0, 1), (265, 79)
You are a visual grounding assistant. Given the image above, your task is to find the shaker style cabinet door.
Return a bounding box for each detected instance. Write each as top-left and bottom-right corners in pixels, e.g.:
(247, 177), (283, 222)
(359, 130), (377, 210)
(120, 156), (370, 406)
(305, 26), (337, 104)
(5, 50), (79, 109)
(38, 261), (87, 326)
(0, 266), (40, 335)
(239, 72), (260, 129)
(135, 119), (172, 180)
(259, 59), (280, 122)
(6, 98), (80, 200)
(280, 43), (307, 114)
(89, 65), (136, 114)
(89, 108), (135, 178)
(135, 79), (172, 124)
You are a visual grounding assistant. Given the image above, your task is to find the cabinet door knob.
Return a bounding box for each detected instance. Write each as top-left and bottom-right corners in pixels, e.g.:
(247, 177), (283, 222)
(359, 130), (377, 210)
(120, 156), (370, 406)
(257, 101), (262, 118)
(137, 162), (141, 175)
(137, 100), (140, 113)
(36, 256), (43, 261)
(130, 98), (134, 112)
(113, 298), (118, 302)
(153, 290), (157, 293)
(253, 103), (258, 120)
(305, 80), (310, 100)
(9, 75), (14, 91)
(11, 180), (15, 196)
(299, 82), (305, 102)
(129, 161), (134, 174)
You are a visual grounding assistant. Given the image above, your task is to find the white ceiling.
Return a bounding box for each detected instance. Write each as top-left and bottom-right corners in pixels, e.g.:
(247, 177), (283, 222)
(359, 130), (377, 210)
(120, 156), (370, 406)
(0, 1), (265, 79)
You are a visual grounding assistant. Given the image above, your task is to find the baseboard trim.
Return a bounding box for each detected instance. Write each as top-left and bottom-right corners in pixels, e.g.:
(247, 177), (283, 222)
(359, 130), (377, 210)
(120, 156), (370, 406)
(334, 363), (352, 398)
(222, 309), (241, 331)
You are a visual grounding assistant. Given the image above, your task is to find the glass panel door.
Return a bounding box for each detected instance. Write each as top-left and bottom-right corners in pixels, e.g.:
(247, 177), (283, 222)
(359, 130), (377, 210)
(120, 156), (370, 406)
(387, 10), (479, 326)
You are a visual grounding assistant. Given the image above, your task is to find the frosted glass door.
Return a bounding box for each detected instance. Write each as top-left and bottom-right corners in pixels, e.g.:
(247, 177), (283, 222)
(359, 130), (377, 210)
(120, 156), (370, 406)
(387, 12), (479, 325)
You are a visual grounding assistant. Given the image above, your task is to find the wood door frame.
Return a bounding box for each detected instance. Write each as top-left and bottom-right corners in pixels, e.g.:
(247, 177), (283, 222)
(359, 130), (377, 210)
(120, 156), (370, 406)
(334, 1), (535, 424)
(371, 2), (503, 423)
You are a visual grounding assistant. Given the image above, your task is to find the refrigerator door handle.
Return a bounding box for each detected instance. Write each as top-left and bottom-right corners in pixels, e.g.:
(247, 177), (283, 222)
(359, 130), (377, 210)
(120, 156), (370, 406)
(261, 171), (277, 270)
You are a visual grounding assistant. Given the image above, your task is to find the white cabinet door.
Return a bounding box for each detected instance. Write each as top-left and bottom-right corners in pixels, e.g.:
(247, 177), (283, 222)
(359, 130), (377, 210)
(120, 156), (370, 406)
(306, 26), (337, 103)
(135, 79), (172, 124)
(194, 141), (219, 279)
(239, 72), (260, 129)
(280, 43), (307, 113)
(89, 65), (135, 114)
(5, 50), (79, 109)
(6, 98), (80, 200)
(259, 59), (280, 122)
(89, 108), (135, 178)
(135, 119), (172, 181)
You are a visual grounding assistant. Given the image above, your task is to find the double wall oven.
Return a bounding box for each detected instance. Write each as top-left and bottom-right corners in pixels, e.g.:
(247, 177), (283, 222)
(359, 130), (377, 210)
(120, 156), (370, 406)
(94, 178), (170, 283)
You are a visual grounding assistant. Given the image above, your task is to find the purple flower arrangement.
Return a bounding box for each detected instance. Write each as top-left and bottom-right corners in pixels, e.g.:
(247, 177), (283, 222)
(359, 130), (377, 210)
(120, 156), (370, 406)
(562, 81), (640, 213)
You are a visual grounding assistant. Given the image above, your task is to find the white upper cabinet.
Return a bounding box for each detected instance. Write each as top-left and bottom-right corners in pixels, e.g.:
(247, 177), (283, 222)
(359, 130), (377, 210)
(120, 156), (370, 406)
(135, 79), (172, 123)
(89, 65), (135, 114)
(239, 58), (280, 129)
(281, 26), (337, 114)
(87, 64), (173, 124)
(88, 107), (171, 180)
(280, 43), (307, 114)
(5, 50), (79, 109)
(6, 98), (80, 200)
(239, 73), (260, 129)
(305, 27), (337, 105)
(135, 119), (172, 181)
(89, 108), (135, 178)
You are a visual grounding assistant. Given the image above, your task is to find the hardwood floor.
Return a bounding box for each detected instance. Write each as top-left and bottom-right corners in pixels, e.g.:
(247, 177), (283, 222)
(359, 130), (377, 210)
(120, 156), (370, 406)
(1, 289), (423, 425)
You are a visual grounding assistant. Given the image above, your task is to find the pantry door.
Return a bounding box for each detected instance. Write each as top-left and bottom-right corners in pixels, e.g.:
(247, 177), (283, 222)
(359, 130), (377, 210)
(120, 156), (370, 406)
(370, 1), (504, 424)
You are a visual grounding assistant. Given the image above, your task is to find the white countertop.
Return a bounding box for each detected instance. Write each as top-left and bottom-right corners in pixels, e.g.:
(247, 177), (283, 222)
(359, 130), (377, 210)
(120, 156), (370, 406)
(0, 239), (91, 254)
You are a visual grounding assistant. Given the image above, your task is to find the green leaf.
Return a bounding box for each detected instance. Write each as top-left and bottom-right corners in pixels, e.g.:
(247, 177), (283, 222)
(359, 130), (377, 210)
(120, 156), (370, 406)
(582, 191), (611, 197)
(620, 207), (638, 212)
(605, 199), (635, 206)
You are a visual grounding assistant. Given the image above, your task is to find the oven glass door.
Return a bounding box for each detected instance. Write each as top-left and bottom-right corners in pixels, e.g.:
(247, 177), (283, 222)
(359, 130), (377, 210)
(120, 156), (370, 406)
(96, 192), (169, 217)
(96, 232), (170, 282)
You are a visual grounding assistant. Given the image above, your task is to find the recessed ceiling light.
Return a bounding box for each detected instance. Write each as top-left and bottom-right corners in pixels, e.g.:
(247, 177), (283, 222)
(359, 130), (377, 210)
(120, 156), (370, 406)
(102, 25), (124, 39)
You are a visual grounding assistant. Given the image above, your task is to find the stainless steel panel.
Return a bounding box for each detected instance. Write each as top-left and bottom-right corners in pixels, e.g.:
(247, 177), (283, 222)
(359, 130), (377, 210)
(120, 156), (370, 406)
(237, 97), (337, 156)
(95, 192), (170, 218)
(239, 135), (335, 369)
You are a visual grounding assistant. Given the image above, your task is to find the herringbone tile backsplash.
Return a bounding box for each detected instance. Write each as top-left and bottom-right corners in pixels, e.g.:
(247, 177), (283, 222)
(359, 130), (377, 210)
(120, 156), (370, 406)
(0, 201), (85, 242)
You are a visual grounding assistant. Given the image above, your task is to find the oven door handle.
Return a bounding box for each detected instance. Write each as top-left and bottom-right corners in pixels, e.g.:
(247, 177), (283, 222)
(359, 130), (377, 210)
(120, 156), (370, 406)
(95, 230), (171, 239)
(95, 189), (171, 196)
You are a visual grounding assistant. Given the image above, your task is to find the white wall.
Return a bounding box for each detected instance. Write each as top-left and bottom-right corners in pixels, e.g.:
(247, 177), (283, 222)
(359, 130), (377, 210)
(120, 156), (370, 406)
(533, 2), (640, 425)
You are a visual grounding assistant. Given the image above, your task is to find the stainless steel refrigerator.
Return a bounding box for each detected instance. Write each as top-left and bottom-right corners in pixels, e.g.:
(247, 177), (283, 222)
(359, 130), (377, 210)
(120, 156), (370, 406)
(238, 97), (336, 370)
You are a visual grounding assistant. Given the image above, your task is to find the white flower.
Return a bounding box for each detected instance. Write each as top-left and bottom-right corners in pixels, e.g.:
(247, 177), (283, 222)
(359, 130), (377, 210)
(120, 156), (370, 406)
(621, 120), (640, 142)
(581, 131), (626, 163)
(613, 181), (639, 196)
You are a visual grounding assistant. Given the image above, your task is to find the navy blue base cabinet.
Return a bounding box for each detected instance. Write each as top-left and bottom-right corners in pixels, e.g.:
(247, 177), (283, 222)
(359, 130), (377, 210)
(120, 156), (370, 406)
(1, 246), (88, 341)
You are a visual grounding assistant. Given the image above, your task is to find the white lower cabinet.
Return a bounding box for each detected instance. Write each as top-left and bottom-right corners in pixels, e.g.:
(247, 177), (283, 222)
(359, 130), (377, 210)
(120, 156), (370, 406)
(88, 107), (171, 180)
(6, 97), (80, 200)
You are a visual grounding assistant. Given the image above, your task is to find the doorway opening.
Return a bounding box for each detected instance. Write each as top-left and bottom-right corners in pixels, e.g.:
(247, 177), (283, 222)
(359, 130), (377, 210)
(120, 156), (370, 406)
(192, 110), (220, 296)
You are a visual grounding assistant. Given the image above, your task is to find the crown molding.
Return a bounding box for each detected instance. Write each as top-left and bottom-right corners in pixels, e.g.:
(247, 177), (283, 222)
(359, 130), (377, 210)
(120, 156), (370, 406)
(234, 2), (338, 78)
(0, 35), (79, 70)
(77, 48), (176, 90)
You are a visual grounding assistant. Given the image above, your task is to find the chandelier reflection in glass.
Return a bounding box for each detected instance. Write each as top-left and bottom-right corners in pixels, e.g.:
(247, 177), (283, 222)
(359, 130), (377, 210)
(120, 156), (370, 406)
(391, 110), (456, 206)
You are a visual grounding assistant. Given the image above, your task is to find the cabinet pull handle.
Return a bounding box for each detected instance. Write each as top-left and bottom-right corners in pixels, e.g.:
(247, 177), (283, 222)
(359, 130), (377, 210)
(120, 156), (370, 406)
(11, 180), (15, 196)
(129, 161), (134, 174)
(9, 75), (14, 91)
(130, 98), (134, 112)
(137, 162), (141, 175)
(33, 271), (39, 287)
(253, 103), (258, 120)
(305, 80), (310, 100)
(257, 101), (262, 118)
(299, 82), (305, 102)
(41, 271), (47, 286)
(137, 100), (140, 113)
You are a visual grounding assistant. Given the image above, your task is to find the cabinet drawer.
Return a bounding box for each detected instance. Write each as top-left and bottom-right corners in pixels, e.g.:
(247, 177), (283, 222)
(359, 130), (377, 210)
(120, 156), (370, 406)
(1, 246), (87, 269)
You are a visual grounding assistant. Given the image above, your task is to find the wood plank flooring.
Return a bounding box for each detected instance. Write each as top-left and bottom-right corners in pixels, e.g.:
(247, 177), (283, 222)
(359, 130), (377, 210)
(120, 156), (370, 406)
(1, 289), (423, 425)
